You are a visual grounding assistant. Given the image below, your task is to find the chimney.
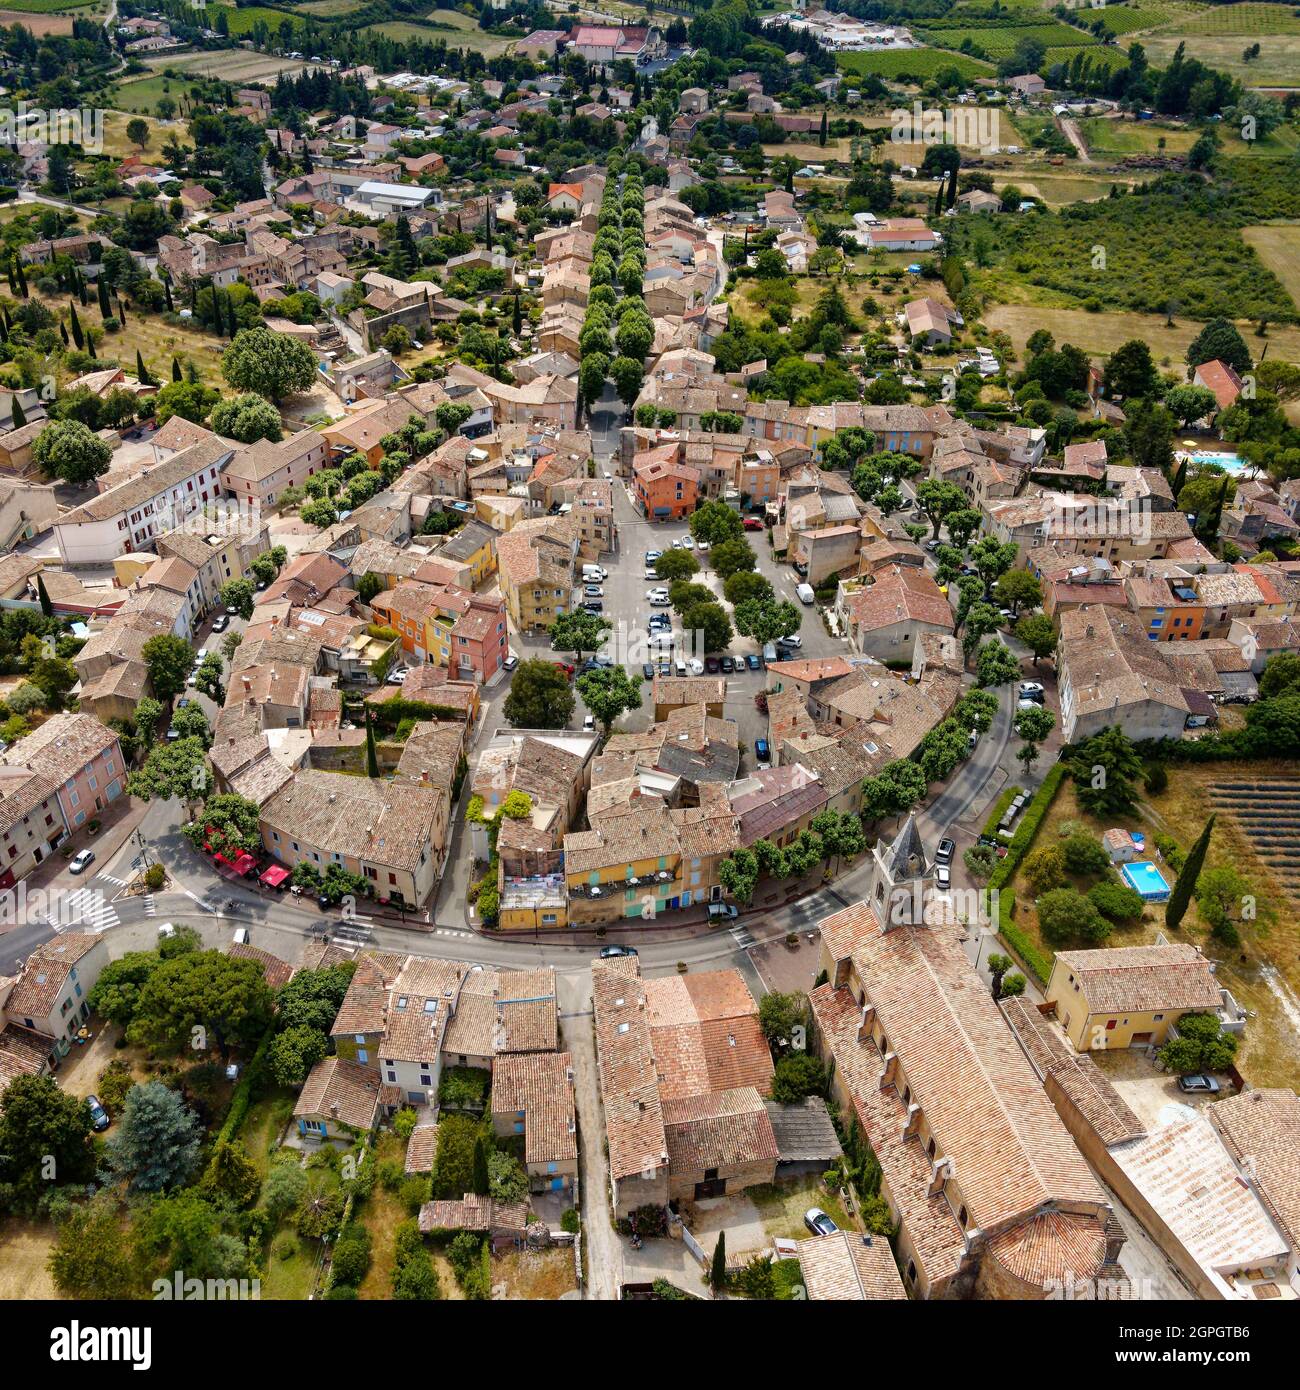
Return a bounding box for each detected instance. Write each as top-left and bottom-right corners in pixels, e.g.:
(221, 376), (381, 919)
(329, 1101), (340, 1119)
(242, 676), (251, 693)
(902, 1102), (922, 1142)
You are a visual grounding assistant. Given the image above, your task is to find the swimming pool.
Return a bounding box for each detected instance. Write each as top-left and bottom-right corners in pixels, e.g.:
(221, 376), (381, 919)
(1183, 451), (1249, 475)
(1121, 860), (1171, 901)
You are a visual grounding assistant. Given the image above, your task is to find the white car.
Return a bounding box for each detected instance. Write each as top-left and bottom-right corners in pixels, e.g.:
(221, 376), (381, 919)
(646, 588), (670, 603)
(680, 535), (695, 550)
(69, 849), (95, 875)
(935, 865), (951, 890)
(687, 658), (705, 675)
(777, 634), (803, 650)
(697, 539), (710, 553)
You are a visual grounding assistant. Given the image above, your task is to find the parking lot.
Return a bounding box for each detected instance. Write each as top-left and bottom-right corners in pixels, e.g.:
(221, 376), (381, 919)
(569, 482), (853, 749)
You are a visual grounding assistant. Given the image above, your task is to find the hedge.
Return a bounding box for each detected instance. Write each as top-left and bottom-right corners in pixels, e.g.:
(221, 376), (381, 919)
(987, 762), (1068, 892)
(994, 889), (1053, 987)
(211, 1023), (275, 1150)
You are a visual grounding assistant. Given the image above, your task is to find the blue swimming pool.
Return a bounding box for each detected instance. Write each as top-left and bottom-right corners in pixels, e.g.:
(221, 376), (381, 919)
(1184, 451), (1248, 475)
(1121, 860), (1171, 901)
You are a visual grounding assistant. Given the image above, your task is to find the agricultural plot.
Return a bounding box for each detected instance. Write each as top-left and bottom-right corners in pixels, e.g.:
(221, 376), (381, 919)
(0, 7), (75, 30)
(209, 2), (305, 34)
(139, 49), (317, 82)
(1145, 30), (1300, 83)
(373, 16), (515, 55)
(1076, 116), (1198, 155)
(291, 0), (364, 12)
(1242, 223), (1300, 312)
(1043, 41), (1132, 70)
(0, 0), (97, 9)
(1171, 1), (1300, 35)
(917, 19), (1100, 54)
(835, 47), (995, 81)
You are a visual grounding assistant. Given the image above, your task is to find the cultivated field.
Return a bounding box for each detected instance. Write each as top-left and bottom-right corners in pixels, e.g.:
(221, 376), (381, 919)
(918, 19), (1099, 53)
(1242, 223), (1300, 314)
(1170, 1), (1300, 35)
(140, 48), (317, 82)
(0, 6), (77, 31)
(984, 302), (1300, 367)
(835, 47), (995, 82)
(211, 2), (305, 35)
(290, 0), (363, 12)
(1142, 30), (1300, 84)
(1076, 116), (1199, 156)
(0, 0), (96, 9)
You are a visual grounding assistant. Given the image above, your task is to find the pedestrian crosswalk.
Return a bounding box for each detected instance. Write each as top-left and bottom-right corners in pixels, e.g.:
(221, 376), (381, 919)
(49, 887), (120, 934)
(96, 871), (129, 888)
(143, 895), (156, 917)
(730, 922), (756, 950)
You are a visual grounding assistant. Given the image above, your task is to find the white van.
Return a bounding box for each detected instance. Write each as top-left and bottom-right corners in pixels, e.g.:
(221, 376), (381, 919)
(232, 926), (250, 945)
(582, 565), (606, 582)
(648, 632), (674, 650)
(796, 583), (815, 605)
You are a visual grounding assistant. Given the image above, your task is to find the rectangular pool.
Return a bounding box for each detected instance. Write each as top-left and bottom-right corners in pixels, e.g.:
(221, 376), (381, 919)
(1120, 860), (1171, 901)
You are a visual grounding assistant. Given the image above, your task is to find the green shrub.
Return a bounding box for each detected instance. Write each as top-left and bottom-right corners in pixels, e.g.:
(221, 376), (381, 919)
(988, 764), (1067, 891)
(560, 1207), (580, 1234)
(1061, 832), (1111, 877)
(994, 890), (1053, 986)
(330, 1226), (372, 1287)
(1088, 879), (1146, 923)
(393, 1108), (418, 1140)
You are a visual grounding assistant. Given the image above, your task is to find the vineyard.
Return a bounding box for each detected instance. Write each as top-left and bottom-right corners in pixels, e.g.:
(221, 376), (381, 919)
(917, 19), (1101, 52)
(834, 47), (995, 80)
(1172, 1), (1300, 33)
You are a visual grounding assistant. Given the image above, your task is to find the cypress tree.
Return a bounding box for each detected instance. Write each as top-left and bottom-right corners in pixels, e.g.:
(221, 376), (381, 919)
(1165, 815), (1214, 931)
(365, 717), (379, 779)
(172, 356), (183, 382)
(512, 293), (521, 337)
(136, 350), (151, 386)
(97, 274), (111, 319)
(819, 108), (827, 147)
(117, 297), (127, 325)
(36, 572), (52, 618)
(710, 1231), (727, 1291)
(5, 258), (15, 296)
(59, 321), (69, 346)
(14, 258), (27, 298)
(87, 333), (97, 360)
(1170, 457), (1187, 499)
(69, 303), (84, 350)
(77, 270), (88, 306)
(10, 397), (25, 429)
(163, 276), (174, 312)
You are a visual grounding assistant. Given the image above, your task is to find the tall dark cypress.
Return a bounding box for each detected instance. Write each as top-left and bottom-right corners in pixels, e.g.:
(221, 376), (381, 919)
(1166, 815), (1214, 931)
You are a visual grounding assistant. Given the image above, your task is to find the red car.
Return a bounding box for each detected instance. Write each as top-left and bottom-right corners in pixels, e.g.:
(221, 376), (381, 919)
(743, 517), (764, 531)
(552, 661), (575, 678)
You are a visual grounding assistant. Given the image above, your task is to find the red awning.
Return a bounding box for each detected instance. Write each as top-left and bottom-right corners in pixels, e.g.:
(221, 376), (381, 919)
(212, 851), (234, 869)
(260, 864), (290, 888)
(229, 852), (256, 876)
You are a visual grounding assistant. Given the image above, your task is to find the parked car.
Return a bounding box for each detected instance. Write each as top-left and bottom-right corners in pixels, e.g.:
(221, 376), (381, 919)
(225, 602), (240, 616)
(211, 614), (229, 633)
(583, 713), (595, 731)
(705, 656), (721, 674)
(599, 944), (639, 958)
(755, 738), (770, 763)
(1017, 698), (1042, 711)
(707, 903), (738, 922)
(804, 1208), (838, 1237)
(688, 658), (705, 676)
(1018, 683), (1045, 703)
(1177, 1074), (1221, 1095)
(720, 656), (734, 673)
(583, 601), (603, 614)
(502, 654), (519, 672)
(935, 865), (951, 890)
(580, 658), (602, 673)
(743, 516), (764, 531)
(553, 661), (575, 678)
(697, 539), (710, 553)
(583, 584), (604, 597)
(85, 1095), (110, 1132)
(642, 662), (655, 680)
(745, 653), (761, 671)
(69, 849), (95, 875)
(680, 535), (695, 549)
(658, 660), (672, 677)
(646, 587), (670, 603)
(935, 838), (955, 865)
(317, 893), (333, 911)
(645, 550), (662, 563)
(386, 668), (407, 685)
(777, 634), (802, 650)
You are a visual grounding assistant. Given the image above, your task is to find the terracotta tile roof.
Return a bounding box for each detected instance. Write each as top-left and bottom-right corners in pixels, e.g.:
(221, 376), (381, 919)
(492, 1051), (577, 1166)
(227, 942), (293, 991)
(419, 1194), (528, 1233)
(1209, 1088), (1300, 1252)
(661, 1087), (778, 1171)
(405, 1124), (438, 1174)
(1053, 943), (1222, 1014)
(845, 568), (954, 635)
(797, 1231), (907, 1300)
(293, 1056), (392, 1129)
(591, 959), (668, 1182)
(644, 971), (774, 1100)
(4, 934), (99, 1021)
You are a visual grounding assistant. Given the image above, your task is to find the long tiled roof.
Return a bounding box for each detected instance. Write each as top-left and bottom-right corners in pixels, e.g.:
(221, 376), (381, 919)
(1053, 943), (1222, 1015)
(491, 1051), (577, 1166)
(644, 970), (774, 1100)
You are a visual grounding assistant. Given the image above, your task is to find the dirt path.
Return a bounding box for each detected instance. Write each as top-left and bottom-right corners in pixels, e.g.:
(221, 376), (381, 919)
(1058, 117), (1093, 163)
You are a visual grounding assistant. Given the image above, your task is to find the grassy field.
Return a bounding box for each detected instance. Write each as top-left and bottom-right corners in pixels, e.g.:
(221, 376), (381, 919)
(140, 48), (315, 82)
(1143, 30), (1300, 83)
(290, 0), (364, 11)
(1077, 116), (1199, 156)
(0, 7), (76, 31)
(1170, 1), (1300, 34)
(0, 1220), (61, 1300)
(836, 47), (995, 81)
(1012, 171), (1158, 204)
(0, 0), (96, 9)
(919, 19), (1099, 53)
(208, 0), (305, 33)
(985, 301), (1300, 367)
(1242, 223), (1300, 314)
(99, 110), (173, 159)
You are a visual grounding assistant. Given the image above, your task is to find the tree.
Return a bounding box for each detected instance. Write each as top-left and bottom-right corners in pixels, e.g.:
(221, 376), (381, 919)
(1158, 1011), (1238, 1075)
(87, 951), (161, 1029)
(48, 1195), (142, 1300)
(1165, 814), (1214, 931)
(275, 963), (356, 1036)
(1037, 887), (1111, 945)
(733, 598), (801, 648)
(31, 418), (112, 485)
(1015, 612), (1057, 665)
(1186, 317), (1251, 376)
(576, 665), (642, 735)
(681, 601), (733, 654)
(126, 117), (150, 151)
(550, 610), (611, 664)
(1123, 399), (1175, 474)
(1024, 843), (1067, 893)
(154, 380), (219, 428)
(709, 538), (756, 581)
(106, 1080), (203, 1193)
(128, 736), (211, 803)
(502, 658), (575, 729)
(221, 327), (316, 401)
(861, 759), (928, 822)
(718, 847), (759, 905)
(994, 569), (1041, 617)
(710, 1231), (727, 1292)
(211, 393), (284, 444)
(915, 479), (966, 540)
(1164, 384), (1218, 427)
(1066, 724), (1140, 811)
(201, 1140), (261, 1208)
(268, 1024), (329, 1087)
(754, 993), (804, 1054)
(141, 633), (194, 700)
(194, 652), (223, 703)
(969, 537), (1018, 597)
(0, 1073), (95, 1209)
(219, 578), (255, 621)
(189, 792), (262, 857)
(724, 571), (773, 607)
(689, 499), (744, 547)
(654, 550), (699, 583)
(976, 640), (1020, 688)
(609, 355), (644, 412)
(1103, 339), (1159, 400)
(988, 952), (1022, 1001)
(1089, 879), (1147, 923)
(770, 1052), (827, 1103)
(127, 951), (274, 1057)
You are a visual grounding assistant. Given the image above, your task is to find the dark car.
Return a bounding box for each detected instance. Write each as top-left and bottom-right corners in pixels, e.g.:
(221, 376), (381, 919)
(317, 894), (332, 911)
(642, 663), (655, 680)
(720, 656), (734, 674)
(705, 656), (721, 674)
(935, 838), (955, 865)
(598, 944), (639, 958)
(745, 653), (761, 671)
(755, 738), (770, 762)
(582, 601), (603, 614)
(580, 658), (602, 673)
(86, 1094), (110, 1132)
(658, 660), (672, 677)
(1177, 1073), (1221, 1095)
